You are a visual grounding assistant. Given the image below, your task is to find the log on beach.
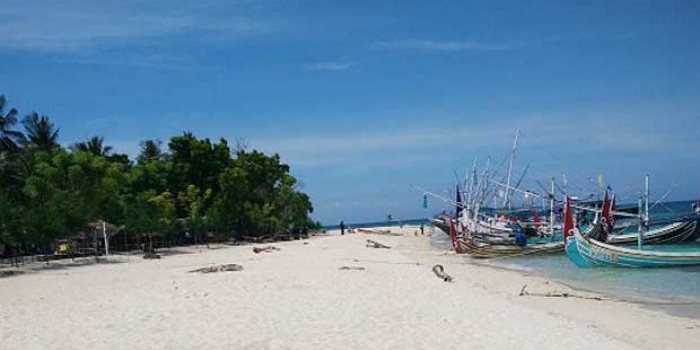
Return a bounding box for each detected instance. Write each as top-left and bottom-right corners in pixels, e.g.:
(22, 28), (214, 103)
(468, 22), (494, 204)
(338, 266), (366, 271)
(253, 245), (281, 254)
(432, 264), (453, 282)
(143, 252), (161, 259)
(189, 264), (244, 274)
(365, 239), (391, 249)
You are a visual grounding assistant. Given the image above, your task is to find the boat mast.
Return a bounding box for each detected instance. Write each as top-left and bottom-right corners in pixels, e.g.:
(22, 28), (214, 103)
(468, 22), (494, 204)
(644, 174), (650, 226)
(466, 158), (477, 214)
(637, 193), (644, 250)
(503, 129), (519, 209)
(550, 177), (555, 238)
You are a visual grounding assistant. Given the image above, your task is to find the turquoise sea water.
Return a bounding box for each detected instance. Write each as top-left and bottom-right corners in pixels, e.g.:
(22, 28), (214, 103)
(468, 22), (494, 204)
(429, 200), (700, 318)
(324, 218), (430, 230)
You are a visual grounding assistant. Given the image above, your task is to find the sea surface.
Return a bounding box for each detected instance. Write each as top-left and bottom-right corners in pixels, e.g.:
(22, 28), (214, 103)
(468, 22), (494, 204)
(428, 200), (700, 318)
(324, 218), (430, 231)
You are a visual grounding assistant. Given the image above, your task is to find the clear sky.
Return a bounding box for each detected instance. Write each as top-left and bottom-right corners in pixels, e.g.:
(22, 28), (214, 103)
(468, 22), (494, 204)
(2, 0), (699, 224)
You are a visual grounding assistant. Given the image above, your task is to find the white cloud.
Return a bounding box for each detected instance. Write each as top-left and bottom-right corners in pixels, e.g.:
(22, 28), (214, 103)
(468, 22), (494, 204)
(0, 0), (283, 52)
(371, 40), (518, 52)
(371, 37), (560, 53)
(304, 61), (355, 71)
(251, 113), (696, 172)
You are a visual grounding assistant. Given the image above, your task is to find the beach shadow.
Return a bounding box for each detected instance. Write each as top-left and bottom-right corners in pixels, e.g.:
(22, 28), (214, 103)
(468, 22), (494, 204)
(157, 248), (195, 256)
(28, 257), (126, 272)
(0, 257), (127, 277)
(0, 270), (25, 278)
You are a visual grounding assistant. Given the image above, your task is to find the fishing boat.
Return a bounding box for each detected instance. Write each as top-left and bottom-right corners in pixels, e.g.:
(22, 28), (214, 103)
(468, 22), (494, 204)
(607, 220), (700, 245)
(564, 181), (700, 268)
(455, 236), (564, 258)
(566, 226), (700, 268)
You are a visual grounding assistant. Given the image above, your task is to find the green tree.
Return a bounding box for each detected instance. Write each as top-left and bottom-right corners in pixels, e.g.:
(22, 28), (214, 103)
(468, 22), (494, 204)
(179, 185), (212, 245)
(137, 139), (163, 164)
(211, 150), (313, 239)
(168, 133), (231, 217)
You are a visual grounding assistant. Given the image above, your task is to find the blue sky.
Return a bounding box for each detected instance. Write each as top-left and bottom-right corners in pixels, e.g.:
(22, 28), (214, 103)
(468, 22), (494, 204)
(2, 0), (699, 224)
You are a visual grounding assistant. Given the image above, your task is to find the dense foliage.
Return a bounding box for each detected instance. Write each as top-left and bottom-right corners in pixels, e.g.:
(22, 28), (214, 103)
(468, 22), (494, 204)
(0, 95), (319, 257)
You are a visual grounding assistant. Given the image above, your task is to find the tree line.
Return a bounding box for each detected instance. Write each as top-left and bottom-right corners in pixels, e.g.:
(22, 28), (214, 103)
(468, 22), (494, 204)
(0, 95), (320, 258)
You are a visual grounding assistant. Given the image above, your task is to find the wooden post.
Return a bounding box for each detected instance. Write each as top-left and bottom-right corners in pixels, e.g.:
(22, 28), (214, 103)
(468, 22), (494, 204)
(103, 220), (109, 257)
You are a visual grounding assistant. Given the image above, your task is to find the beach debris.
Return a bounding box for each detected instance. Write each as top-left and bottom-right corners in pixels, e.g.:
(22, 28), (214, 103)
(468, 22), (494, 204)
(253, 245), (280, 254)
(518, 284), (603, 301)
(365, 239), (391, 249)
(356, 228), (401, 236)
(189, 263), (244, 274)
(338, 266), (366, 271)
(432, 264), (453, 282)
(143, 252), (161, 259)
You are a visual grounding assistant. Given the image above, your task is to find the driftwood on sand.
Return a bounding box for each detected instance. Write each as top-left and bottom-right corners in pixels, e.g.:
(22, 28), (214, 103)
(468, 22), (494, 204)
(253, 245), (280, 254)
(432, 264), (453, 282)
(143, 252), (161, 259)
(365, 239), (391, 249)
(356, 228), (402, 236)
(518, 284), (603, 301)
(189, 264), (244, 274)
(338, 266), (366, 271)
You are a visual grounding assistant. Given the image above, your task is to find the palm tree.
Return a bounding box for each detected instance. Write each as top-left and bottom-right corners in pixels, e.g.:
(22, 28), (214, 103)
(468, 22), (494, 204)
(137, 139), (162, 164)
(0, 95), (25, 152)
(22, 112), (60, 153)
(71, 136), (113, 157)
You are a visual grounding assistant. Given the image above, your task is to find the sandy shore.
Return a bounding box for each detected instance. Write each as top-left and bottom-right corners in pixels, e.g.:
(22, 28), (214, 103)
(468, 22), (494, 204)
(1, 226), (698, 350)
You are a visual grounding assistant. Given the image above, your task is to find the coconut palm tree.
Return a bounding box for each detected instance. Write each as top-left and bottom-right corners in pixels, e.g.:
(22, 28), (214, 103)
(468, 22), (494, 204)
(137, 139), (163, 164)
(22, 112), (60, 153)
(0, 95), (25, 152)
(71, 136), (113, 156)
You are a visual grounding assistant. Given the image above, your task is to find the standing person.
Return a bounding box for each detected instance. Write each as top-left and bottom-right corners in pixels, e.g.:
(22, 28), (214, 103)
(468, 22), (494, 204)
(420, 223), (424, 235)
(340, 220), (345, 235)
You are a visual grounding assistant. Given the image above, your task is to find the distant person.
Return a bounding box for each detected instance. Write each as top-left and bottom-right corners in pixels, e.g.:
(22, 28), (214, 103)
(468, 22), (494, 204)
(420, 223), (424, 235)
(340, 220), (345, 235)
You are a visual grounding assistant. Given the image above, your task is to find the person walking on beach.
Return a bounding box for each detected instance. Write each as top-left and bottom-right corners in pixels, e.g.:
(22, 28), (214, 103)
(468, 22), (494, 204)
(420, 223), (424, 235)
(340, 220), (345, 235)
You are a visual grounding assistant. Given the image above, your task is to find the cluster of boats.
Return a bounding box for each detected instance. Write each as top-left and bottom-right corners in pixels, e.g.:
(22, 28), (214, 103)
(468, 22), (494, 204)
(431, 185), (700, 268)
(426, 130), (700, 268)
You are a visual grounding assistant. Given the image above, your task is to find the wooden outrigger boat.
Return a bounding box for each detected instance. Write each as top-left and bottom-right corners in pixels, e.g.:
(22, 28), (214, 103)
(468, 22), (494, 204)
(607, 220), (700, 245)
(564, 180), (700, 268)
(455, 236), (564, 258)
(566, 227), (700, 268)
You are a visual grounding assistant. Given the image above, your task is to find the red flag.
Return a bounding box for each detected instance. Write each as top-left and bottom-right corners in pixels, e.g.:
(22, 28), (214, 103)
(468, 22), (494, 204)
(449, 219), (458, 251)
(564, 196), (574, 243)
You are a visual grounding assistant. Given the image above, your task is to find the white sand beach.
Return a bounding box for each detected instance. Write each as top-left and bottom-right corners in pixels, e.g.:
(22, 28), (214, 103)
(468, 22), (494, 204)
(1, 226), (698, 350)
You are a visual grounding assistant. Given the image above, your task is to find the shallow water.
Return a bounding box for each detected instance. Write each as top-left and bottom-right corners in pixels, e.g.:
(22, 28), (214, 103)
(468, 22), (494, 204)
(429, 226), (700, 318)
